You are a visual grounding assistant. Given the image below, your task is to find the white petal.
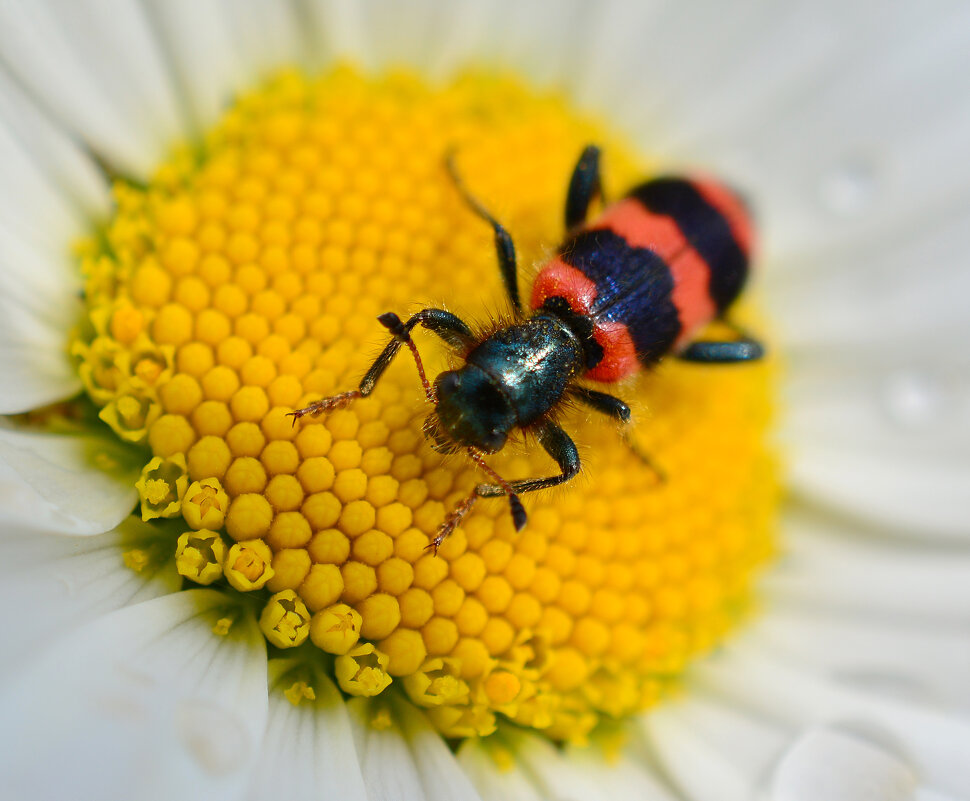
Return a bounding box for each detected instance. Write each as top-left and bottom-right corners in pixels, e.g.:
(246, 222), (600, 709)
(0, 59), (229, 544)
(146, 0), (303, 132)
(247, 664), (368, 801)
(346, 697), (427, 801)
(770, 727), (918, 801)
(747, 607), (970, 712)
(0, 516), (179, 679)
(695, 643), (970, 797)
(783, 363), (970, 466)
(142, 0), (245, 130)
(639, 705), (753, 801)
(0, 424), (139, 535)
(561, 743), (680, 801)
(592, 4), (970, 263)
(0, 590), (268, 801)
(465, 0), (589, 87)
(0, 67), (109, 241)
(0, 0), (189, 177)
(456, 739), (544, 801)
(780, 307), (970, 539)
(766, 510), (970, 619)
(420, 0), (505, 80)
(392, 697), (482, 801)
(0, 217), (78, 337)
(0, 331), (81, 413)
(636, 693), (787, 792)
(571, 0), (839, 159)
(498, 727), (613, 801)
(0, 67), (111, 411)
(304, 0), (589, 83)
(0, 216), (83, 411)
(787, 447), (970, 540)
(744, 8), (970, 261)
(766, 210), (970, 356)
(303, 0), (371, 67)
(216, 0), (304, 82)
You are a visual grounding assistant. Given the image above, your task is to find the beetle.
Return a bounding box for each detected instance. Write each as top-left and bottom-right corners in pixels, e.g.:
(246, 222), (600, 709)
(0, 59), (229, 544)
(289, 145), (763, 552)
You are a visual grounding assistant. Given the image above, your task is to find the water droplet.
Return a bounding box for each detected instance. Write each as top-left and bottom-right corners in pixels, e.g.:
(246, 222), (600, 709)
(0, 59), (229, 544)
(881, 370), (946, 428)
(818, 156), (878, 216)
(176, 699), (249, 776)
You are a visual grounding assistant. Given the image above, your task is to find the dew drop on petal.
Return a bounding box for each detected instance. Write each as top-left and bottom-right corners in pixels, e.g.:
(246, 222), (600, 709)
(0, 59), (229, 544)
(880, 369), (947, 428)
(176, 699), (250, 776)
(818, 155), (878, 217)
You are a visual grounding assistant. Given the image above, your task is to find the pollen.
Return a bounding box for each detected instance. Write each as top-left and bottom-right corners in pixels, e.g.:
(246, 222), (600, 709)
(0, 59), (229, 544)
(74, 67), (777, 743)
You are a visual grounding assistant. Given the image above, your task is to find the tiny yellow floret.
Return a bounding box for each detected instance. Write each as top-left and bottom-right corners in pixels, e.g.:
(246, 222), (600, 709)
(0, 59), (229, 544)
(175, 529), (227, 585)
(225, 492), (274, 540)
(135, 454), (188, 521)
(310, 602), (362, 655)
(99, 392), (161, 444)
(182, 477), (229, 529)
(224, 539), (275, 591)
(335, 643), (393, 697)
(403, 657), (469, 707)
(259, 590), (311, 648)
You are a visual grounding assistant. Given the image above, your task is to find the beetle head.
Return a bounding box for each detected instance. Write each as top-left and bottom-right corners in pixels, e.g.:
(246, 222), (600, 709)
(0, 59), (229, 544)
(429, 365), (515, 454)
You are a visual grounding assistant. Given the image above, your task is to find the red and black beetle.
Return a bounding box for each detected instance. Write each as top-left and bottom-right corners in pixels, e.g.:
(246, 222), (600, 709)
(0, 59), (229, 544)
(291, 145), (763, 551)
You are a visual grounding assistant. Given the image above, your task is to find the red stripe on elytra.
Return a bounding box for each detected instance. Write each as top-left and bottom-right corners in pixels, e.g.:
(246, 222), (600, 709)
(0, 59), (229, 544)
(530, 259), (597, 314)
(587, 320), (638, 383)
(693, 179), (753, 258)
(592, 198), (683, 258)
(591, 198), (717, 350)
(669, 249), (717, 350)
(531, 259), (638, 382)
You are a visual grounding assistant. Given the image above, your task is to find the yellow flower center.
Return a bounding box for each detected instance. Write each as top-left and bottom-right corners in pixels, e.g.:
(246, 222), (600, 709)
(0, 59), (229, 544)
(73, 67), (777, 743)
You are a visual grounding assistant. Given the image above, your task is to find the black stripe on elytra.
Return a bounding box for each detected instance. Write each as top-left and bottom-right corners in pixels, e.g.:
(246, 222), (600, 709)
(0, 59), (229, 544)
(628, 178), (748, 312)
(559, 229), (680, 365)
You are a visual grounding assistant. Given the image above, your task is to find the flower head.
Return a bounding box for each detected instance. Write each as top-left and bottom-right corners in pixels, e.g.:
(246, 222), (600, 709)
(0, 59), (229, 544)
(0, 2), (968, 800)
(65, 66), (778, 741)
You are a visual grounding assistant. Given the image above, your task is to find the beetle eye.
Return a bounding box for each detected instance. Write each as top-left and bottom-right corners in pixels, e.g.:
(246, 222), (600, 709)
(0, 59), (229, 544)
(481, 428), (507, 453)
(435, 370), (460, 396)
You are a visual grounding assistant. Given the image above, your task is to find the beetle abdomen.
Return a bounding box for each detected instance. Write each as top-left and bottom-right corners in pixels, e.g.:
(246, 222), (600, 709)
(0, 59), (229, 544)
(530, 176), (753, 383)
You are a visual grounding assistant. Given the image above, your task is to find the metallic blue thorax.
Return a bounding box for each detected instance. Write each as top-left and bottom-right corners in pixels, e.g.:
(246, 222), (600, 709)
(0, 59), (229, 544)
(466, 313), (585, 427)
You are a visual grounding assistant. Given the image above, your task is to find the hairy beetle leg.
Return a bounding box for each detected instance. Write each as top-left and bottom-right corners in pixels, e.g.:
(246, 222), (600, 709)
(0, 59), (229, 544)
(288, 390), (363, 425)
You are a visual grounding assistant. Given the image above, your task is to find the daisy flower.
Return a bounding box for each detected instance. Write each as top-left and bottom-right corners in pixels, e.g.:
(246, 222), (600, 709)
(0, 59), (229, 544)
(0, 1), (968, 800)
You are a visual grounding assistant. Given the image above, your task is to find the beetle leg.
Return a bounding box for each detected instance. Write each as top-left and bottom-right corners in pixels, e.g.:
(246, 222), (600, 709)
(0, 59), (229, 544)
(477, 420), (580, 497)
(678, 330), (764, 363)
(564, 144), (603, 230)
(570, 386), (665, 481)
(428, 422), (579, 554)
(569, 385), (630, 422)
